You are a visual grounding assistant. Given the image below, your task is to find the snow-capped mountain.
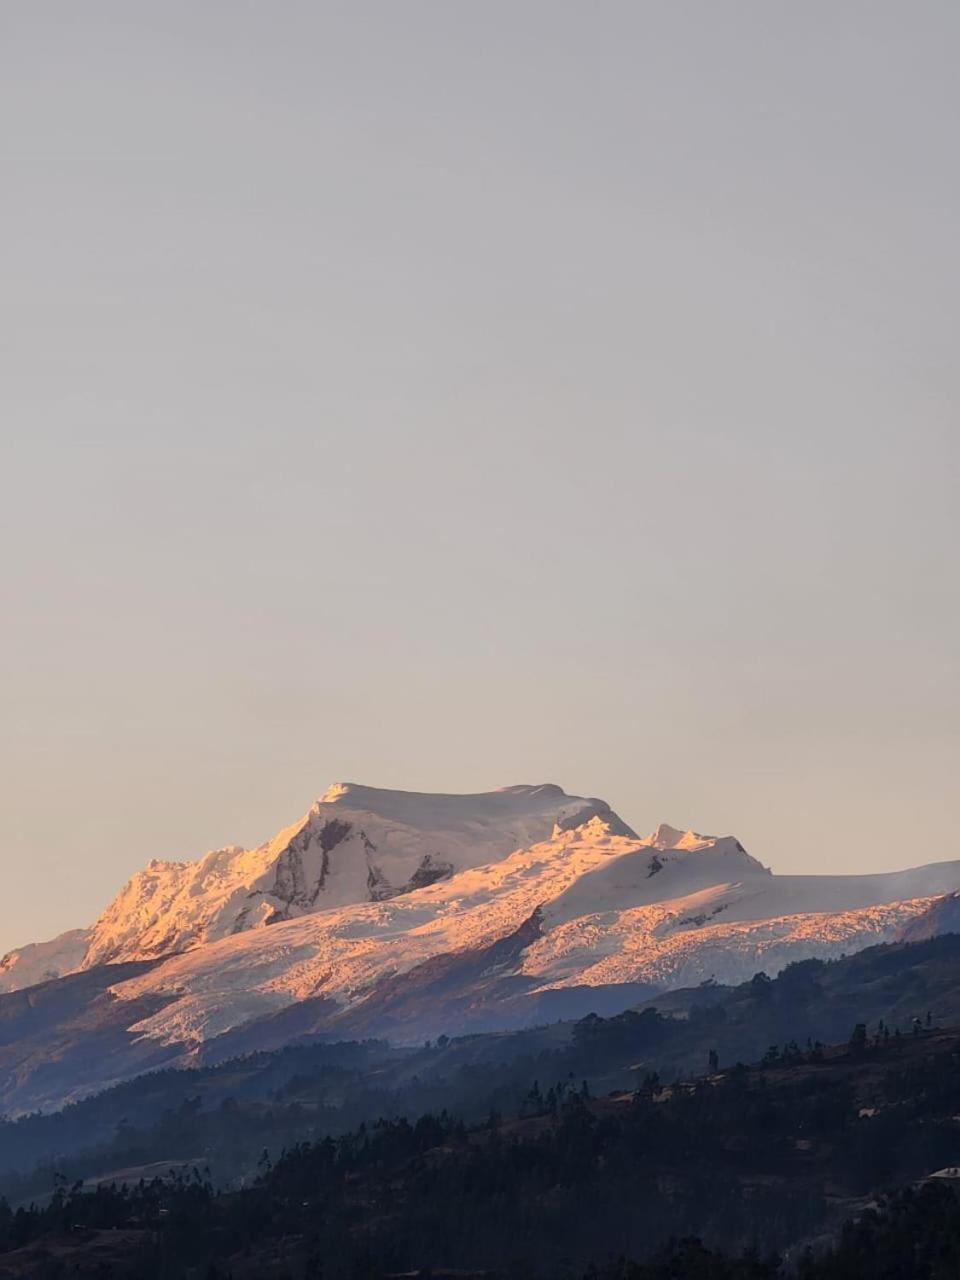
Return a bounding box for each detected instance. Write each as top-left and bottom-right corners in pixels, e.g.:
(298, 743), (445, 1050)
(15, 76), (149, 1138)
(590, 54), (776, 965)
(1, 781), (959, 1113)
(104, 808), (958, 1051)
(0, 784), (628, 990)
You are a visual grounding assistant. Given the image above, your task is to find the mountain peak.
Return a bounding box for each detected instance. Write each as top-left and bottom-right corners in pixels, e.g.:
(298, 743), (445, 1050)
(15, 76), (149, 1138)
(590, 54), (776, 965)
(310, 781), (603, 828)
(316, 781), (637, 845)
(320, 781), (571, 803)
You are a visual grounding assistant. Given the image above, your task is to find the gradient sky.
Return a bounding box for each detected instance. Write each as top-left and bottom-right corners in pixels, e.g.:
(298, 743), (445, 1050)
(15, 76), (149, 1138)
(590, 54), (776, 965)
(2, 2), (958, 951)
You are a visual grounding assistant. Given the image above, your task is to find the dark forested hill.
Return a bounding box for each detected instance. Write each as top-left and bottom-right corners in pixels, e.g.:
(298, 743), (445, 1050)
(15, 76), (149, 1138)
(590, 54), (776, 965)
(4, 934), (960, 1205)
(2, 1017), (960, 1278)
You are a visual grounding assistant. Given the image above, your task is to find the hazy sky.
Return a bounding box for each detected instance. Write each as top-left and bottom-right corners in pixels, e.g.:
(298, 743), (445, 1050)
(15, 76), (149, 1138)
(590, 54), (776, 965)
(2, 2), (958, 950)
